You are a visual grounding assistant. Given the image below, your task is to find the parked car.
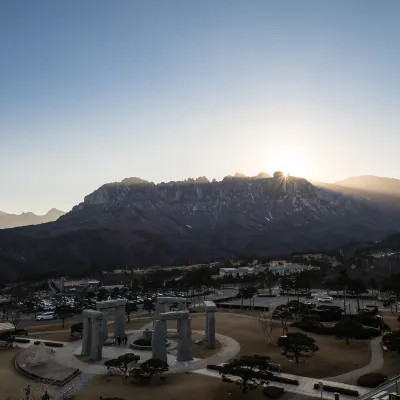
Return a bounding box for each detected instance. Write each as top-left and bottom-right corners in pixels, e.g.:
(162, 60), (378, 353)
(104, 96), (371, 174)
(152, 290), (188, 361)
(317, 296), (333, 303)
(36, 311), (57, 321)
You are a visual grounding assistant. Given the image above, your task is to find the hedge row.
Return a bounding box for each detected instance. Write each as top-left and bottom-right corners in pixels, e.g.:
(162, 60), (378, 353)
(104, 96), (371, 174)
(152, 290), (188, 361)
(269, 375), (299, 385)
(216, 304), (269, 312)
(206, 365), (298, 386)
(313, 383), (359, 397)
(34, 341), (64, 348)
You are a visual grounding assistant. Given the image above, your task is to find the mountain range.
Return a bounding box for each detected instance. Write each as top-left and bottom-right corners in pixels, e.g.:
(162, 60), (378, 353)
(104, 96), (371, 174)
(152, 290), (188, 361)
(1, 173), (400, 283)
(0, 208), (65, 229)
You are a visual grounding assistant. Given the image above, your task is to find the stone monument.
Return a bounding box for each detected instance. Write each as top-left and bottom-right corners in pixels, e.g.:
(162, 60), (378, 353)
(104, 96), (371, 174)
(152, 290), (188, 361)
(152, 310), (193, 364)
(96, 298), (127, 342)
(25, 342), (52, 367)
(81, 309), (105, 361)
(155, 296), (188, 318)
(204, 301), (217, 349)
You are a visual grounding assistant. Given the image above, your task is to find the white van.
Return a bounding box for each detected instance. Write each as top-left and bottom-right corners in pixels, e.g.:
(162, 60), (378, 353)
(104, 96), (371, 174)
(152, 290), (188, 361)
(36, 311), (57, 321)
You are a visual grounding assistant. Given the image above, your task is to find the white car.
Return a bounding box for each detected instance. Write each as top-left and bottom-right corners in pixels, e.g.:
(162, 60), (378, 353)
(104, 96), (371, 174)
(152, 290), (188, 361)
(36, 311), (57, 321)
(317, 296), (333, 303)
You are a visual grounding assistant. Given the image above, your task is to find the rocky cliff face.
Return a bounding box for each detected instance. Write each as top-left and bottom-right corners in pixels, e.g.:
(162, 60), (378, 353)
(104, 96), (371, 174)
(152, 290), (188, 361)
(0, 174), (399, 283)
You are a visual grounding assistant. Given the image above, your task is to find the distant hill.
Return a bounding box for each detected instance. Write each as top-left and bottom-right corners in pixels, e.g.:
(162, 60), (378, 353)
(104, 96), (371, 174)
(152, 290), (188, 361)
(335, 175), (400, 196)
(0, 208), (65, 229)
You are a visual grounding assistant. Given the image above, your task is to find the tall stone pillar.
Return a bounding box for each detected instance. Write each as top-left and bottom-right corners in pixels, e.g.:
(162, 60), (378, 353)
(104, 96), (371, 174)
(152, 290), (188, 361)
(114, 305), (125, 337)
(81, 312), (92, 356)
(155, 302), (165, 319)
(206, 312), (216, 349)
(102, 315), (108, 342)
(177, 317), (193, 362)
(91, 312), (104, 361)
(152, 319), (167, 363)
(204, 301), (217, 348)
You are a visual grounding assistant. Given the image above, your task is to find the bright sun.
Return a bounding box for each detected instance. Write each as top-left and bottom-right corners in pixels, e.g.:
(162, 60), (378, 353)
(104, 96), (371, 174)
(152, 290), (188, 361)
(268, 150), (311, 179)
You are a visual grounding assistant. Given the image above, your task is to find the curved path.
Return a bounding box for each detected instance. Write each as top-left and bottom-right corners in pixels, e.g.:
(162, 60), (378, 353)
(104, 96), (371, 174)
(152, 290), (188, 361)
(326, 336), (384, 383)
(53, 328), (240, 375)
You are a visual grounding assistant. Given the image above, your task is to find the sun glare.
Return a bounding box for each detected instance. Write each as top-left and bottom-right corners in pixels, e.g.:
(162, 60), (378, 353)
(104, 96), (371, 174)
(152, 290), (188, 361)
(268, 150), (311, 179)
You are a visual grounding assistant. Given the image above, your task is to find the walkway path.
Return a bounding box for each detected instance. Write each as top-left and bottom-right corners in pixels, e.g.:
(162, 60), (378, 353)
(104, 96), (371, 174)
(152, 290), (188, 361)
(326, 336), (384, 383)
(194, 367), (370, 399)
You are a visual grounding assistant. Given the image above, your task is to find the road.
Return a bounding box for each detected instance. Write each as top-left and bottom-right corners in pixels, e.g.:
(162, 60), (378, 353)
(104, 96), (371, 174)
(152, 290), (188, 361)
(361, 378), (400, 400)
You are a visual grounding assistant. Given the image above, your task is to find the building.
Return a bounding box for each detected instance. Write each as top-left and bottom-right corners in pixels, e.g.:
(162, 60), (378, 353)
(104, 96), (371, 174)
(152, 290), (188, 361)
(48, 278), (101, 294)
(267, 264), (319, 275)
(219, 266), (267, 277)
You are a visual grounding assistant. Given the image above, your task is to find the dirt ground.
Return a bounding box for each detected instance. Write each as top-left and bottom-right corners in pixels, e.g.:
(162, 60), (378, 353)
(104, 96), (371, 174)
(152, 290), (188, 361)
(109, 317), (153, 333)
(191, 333), (222, 359)
(383, 315), (400, 331)
(74, 373), (299, 400)
(375, 350), (400, 378)
(170, 313), (371, 378)
(30, 331), (75, 342)
(25, 322), (75, 333)
(0, 348), (36, 400)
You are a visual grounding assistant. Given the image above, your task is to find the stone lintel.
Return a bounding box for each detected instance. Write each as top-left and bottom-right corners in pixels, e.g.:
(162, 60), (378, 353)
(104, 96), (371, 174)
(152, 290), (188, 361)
(204, 301), (217, 312)
(83, 309), (104, 320)
(96, 299), (127, 309)
(159, 310), (189, 320)
(157, 296), (187, 304)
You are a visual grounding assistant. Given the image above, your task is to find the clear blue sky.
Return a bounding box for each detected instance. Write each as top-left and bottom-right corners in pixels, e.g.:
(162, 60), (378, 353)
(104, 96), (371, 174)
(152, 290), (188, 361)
(1, 1), (400, 214)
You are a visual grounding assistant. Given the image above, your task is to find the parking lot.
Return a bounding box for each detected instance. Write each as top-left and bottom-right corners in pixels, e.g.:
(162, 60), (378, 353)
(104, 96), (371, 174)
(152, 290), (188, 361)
(218, 289), (384, 313)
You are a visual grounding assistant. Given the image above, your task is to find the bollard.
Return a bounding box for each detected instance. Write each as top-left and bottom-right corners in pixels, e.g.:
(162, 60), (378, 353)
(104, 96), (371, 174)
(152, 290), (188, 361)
(334, 392), (340, 400)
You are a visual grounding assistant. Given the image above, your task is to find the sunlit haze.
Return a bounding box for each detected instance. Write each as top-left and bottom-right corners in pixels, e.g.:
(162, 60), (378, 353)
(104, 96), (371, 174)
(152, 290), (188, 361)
(1, 1), (400, 214)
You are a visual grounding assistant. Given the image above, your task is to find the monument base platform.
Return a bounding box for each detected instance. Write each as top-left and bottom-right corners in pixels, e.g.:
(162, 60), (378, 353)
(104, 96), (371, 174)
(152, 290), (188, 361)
(15, 346), (81, 386)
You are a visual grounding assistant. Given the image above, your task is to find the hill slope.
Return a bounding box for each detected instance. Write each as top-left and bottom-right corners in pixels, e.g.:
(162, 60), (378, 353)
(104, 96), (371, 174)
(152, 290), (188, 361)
(335, 175), (400, 196)
(0, 174), (399, 282)
(0, 208), (65, 229)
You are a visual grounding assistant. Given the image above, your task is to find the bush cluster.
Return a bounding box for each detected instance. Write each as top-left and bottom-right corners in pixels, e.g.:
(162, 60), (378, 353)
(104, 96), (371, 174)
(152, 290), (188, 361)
(357, 373), (388, 388)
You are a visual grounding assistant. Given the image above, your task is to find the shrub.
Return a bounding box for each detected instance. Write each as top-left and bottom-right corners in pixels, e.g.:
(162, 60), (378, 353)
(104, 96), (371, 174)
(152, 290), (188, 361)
(357, 373), (388, 388)
(33, 341), (64, 347)
(262, 386), (285, 398)
(207, 364), (223, 371)
(313, 383), (359, 396)
(133, 338), (152, 346)
(14, 338), (30, 344)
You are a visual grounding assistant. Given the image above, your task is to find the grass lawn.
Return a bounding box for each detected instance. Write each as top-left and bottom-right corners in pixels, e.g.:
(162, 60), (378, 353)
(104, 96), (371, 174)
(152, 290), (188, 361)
(0, 348), (37, 400)
(74, 372), (298, 400)
(168, 313), (371, 379)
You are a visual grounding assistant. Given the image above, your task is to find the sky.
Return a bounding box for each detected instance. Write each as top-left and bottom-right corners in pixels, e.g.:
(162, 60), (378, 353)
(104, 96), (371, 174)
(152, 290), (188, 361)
(1, 1), (400, 214)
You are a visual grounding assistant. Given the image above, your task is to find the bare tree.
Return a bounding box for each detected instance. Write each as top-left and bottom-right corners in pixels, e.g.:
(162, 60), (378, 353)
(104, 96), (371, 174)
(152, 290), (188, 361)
(11, 311), (21, 333)
(259, 311), (274, 344)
